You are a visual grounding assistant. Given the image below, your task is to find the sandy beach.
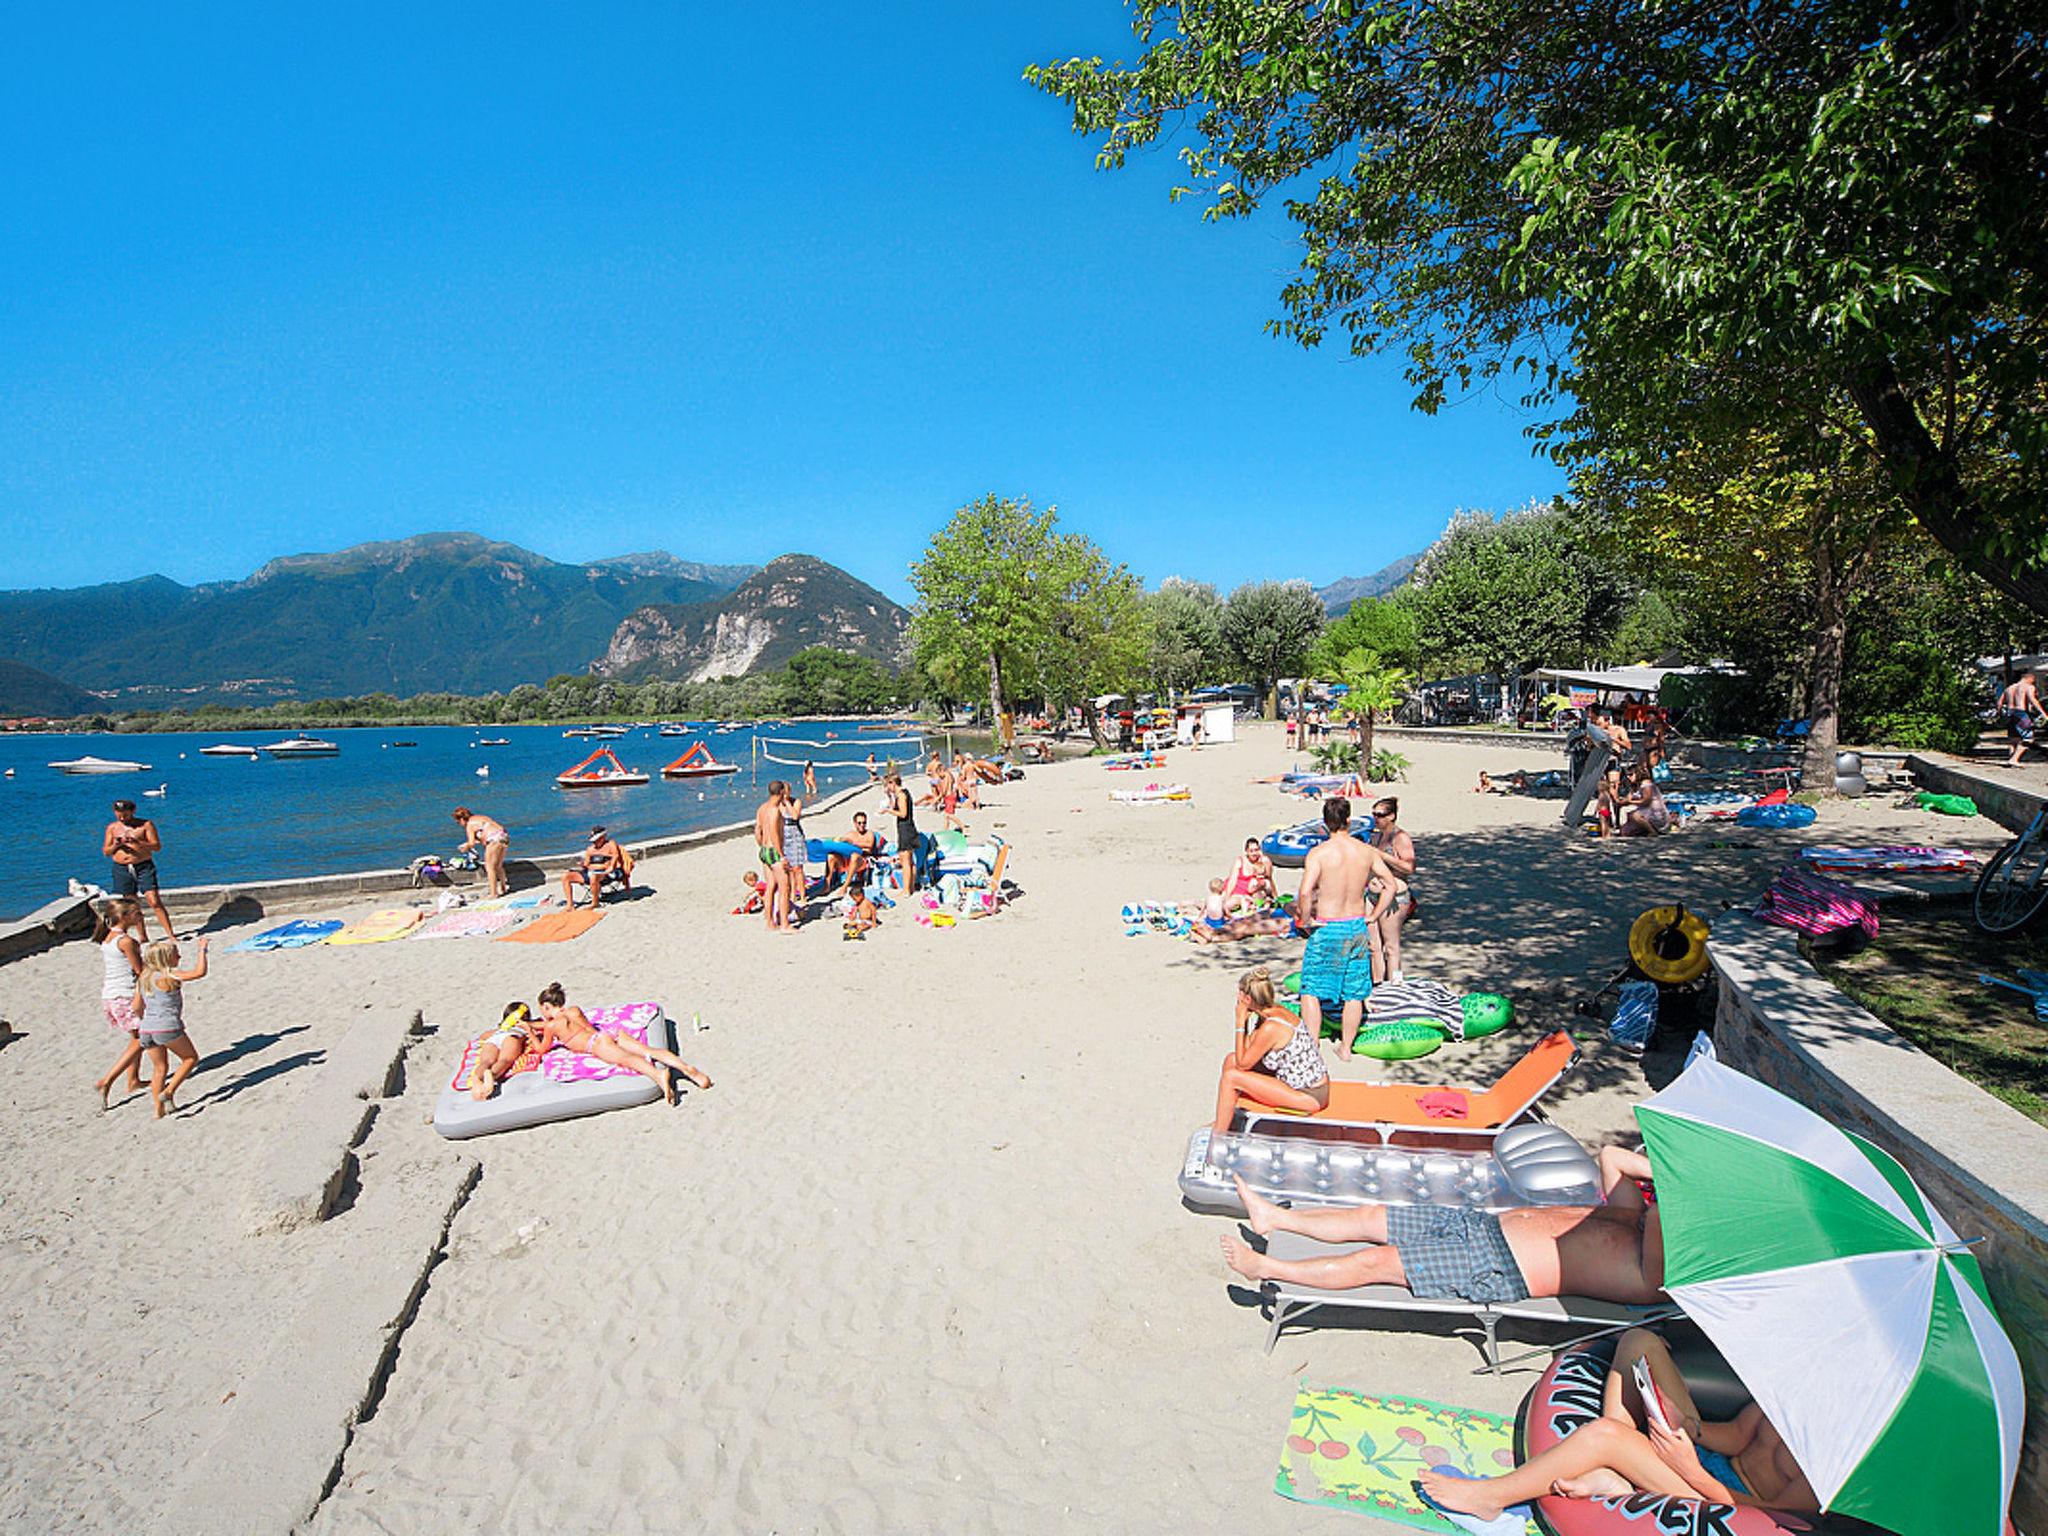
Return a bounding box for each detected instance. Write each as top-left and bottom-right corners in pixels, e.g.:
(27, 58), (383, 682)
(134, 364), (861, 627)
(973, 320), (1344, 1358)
(0, 726), (2003, 1534)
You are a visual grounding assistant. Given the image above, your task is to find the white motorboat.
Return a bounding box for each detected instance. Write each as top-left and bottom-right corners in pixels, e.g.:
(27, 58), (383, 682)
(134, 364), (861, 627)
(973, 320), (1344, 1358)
(200, 743), (260, 757)
(49, 755), (152, 775)
(260, 736), (340, 758)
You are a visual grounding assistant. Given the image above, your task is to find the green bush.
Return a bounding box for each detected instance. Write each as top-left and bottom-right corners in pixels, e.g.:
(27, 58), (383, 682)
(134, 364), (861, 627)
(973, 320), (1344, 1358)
(1659, 671), (1776, 739)
(1369, 749), (1410, 782)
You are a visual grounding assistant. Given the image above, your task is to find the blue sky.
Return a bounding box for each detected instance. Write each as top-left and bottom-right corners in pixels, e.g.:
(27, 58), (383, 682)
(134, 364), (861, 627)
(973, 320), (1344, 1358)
(0, 3), (1564, 602)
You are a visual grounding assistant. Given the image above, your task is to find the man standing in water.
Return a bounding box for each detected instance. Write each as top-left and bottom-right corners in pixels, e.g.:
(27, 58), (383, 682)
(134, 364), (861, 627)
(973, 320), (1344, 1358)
(103, 799), (173, 940)
(753, 782), (793, 933)
(1295, 797), (1396, 1059)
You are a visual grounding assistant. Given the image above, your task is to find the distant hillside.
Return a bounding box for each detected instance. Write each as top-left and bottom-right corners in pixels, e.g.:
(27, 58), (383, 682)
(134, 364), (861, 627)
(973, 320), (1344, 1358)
(0, 533), (755, 703)
(594, 555), (909, 682)
(0, 659), (99, 717)
(1318, 553), (1422, 617)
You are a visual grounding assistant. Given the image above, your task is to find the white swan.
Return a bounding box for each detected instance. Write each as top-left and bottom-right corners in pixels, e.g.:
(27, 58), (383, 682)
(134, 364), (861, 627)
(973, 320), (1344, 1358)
(143, 784), (169, 798)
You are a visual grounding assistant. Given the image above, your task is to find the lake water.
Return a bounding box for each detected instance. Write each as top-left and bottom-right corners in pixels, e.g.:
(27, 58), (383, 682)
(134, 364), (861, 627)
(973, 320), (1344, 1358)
(0, 721), (934, 920)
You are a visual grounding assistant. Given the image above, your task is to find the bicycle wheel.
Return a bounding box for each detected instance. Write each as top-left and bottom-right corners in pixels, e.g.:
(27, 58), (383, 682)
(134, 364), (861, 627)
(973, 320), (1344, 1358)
(1974, 833), (2048, 934)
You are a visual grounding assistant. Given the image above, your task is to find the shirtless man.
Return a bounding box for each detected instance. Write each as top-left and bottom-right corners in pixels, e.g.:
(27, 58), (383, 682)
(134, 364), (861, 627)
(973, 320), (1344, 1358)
(1222, 1145), (1666, 1308)
(1366, 796), (1416, 983)
(104, 799), (173, 940)
(1295, 798), (1396, 1057)
(835, 810), (884, 887)
(1419, 1321), (1816, 1521)
(753, 783), (793, 933)
(1998, 669), (2046, 767)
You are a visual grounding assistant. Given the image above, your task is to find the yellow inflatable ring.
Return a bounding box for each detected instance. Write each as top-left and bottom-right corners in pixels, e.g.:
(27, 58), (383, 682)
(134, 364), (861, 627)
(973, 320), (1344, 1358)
(1629, 905), (1711, 985)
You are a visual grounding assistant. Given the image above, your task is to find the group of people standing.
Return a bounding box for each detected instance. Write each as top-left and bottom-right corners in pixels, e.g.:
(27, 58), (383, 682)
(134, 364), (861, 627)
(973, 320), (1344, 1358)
(91, 896), (203, 1118)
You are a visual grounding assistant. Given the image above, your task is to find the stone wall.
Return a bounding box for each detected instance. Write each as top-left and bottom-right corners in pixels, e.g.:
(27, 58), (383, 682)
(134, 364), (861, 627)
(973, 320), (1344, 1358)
(1906, 752), (2044, 836)
(1710, 923), (2048, 1531)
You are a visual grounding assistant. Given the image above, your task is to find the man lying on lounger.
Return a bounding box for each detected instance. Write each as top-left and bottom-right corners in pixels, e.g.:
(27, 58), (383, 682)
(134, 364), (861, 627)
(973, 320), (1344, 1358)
(1221, 1146), (1665, 1307)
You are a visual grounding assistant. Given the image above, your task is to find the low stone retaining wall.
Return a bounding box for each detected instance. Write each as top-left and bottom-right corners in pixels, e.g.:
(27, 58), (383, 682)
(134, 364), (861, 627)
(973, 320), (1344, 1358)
(1907, 752), (2044, 836)
(1709, 922), (2048, 1529)
(0, 893), (97, 966)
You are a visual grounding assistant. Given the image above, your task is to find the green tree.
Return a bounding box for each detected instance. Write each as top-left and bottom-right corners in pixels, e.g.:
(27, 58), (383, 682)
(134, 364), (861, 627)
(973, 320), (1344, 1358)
(1607, 593), (1687, 668)
(1028, 537), (1152, 743)
(1220, 580), (1324, 717)
(1028, 2), (2048, 618)
(1145, 577), (1226, 698)
(910, 495), (1065, 745)
(1406, 505), (1627, 680)
(1309, 595), (1420, 677)
(1329, 648), (1414, 772)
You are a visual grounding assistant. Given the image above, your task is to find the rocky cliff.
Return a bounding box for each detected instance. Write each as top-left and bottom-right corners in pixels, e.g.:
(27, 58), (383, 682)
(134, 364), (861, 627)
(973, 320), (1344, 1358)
(594, 555), (909, 681)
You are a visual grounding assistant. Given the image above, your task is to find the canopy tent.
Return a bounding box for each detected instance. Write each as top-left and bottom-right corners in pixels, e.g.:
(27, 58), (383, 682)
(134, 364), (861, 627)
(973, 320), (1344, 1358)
(1530, 665), (1713, 695)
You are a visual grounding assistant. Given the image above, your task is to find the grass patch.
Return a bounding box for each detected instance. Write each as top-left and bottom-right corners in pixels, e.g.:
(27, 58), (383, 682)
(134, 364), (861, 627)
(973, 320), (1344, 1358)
(1812, 898), (2048, 1125)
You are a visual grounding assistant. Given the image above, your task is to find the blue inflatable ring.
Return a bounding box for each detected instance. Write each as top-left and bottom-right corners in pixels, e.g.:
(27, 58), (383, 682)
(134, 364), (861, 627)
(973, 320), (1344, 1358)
(1735, 803), (1817, 830)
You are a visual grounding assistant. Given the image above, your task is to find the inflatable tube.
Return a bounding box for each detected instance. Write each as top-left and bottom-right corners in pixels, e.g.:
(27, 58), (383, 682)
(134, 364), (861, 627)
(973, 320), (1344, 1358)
(1628, 906), (1711, 985)
(1260, 816), (1373, 870)
(806, 838), (863, 863)
(1518, 1342), (1809, 1536)
(1735, 802), (1817, 829)
(1460, 992), (1514, 1039)
(1350, 1020), (1443, 1060)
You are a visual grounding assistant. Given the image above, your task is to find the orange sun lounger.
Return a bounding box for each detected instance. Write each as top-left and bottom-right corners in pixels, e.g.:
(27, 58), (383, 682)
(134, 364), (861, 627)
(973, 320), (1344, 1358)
(1235, 1029), (1577, 1135)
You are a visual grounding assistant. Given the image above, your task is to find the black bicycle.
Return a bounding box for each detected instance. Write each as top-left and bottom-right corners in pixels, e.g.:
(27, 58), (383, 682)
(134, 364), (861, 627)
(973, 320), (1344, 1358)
(1973, 807), (2048, 933)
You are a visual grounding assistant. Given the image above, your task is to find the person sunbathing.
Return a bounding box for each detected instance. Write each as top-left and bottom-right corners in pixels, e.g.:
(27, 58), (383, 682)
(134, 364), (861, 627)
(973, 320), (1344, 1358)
(469, 1001), (537, 1100)
(532, 982), (711, 1106)
(1187, 909), (1297, 945)
(1221, 1146), (1665, 1307)
(1210, 967), (1328, 1132)
(1418, 1327), (1817, 1521)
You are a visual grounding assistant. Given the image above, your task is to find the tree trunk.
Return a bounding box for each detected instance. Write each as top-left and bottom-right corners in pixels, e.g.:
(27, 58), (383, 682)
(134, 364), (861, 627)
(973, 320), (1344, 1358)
(1362, 709), (1376, 774)
(1081, 698), (1110, 749)
(1801, 542), (1848, 789)
(1264, 676), (1278, 720)
(986, 650), (1011, 749)
(1848, 361), (2048, 619)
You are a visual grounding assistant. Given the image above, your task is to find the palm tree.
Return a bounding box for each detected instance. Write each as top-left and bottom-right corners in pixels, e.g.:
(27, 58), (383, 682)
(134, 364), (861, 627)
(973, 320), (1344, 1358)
(1330, 647), (1414, 775)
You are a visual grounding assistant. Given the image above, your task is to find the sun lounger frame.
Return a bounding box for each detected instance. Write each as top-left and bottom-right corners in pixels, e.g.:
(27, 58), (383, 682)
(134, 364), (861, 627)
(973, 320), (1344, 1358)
(1256, 1233), (1676, 1372)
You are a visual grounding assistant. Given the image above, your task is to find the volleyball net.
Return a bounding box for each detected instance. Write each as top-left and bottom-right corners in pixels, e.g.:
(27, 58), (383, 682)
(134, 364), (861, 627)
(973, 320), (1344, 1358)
(754, 734), (929, 775)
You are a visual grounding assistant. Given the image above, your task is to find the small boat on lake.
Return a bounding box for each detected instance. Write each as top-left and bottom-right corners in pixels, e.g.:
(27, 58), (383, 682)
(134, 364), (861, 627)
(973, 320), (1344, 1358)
(261, 736), (340, 758)
(474, 737), (510, 747)
(556, 747), (649, 789)
(49, 755), (152, 775)
(661, 742), (741, 779)
(200, 743), (260, 757)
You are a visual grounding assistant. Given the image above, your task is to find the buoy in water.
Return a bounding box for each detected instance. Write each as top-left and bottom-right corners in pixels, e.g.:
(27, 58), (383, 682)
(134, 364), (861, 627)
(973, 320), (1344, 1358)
(476, 765), (489, 778)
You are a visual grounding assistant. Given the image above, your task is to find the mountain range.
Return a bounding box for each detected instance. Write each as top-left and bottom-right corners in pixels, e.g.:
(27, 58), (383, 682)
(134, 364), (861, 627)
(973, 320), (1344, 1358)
(0, 534), (757, 705)
(595, 555), (910, 682)
(1316, 553), (1422, 617)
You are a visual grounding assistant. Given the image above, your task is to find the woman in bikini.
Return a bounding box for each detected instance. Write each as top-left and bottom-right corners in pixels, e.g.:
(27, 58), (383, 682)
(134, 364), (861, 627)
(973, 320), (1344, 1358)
(1208, 966), (1329, 1134)
(532, 983), (711, 1107)
(1225, 838), (1278, 913)
(469, 1001), (536, 1100)
(1367, 797), (1418, 982)
(453, 806), (512, 899)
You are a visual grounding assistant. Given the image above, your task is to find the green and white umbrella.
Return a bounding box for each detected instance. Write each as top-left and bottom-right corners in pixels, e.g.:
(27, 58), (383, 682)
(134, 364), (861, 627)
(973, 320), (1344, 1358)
(1635, 1057), (2023, 1536)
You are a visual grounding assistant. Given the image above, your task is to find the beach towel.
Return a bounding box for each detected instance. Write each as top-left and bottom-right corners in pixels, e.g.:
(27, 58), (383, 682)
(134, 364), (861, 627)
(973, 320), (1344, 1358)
(471, 892), (550, 911)
(1753, 865), (1880, 940)
(446, 1000), (664, 1091)
(1110, 782), (1191, 803)
(325, 909), (427, 945)
(228, 918), (343, 952)
(1274, 1384), (1535, 1533)
(411, 908), (524, 941)
(1800, 845), (1975, 875)
(1609, 980), (1658, 1051)
(1365, 978), (1466, 1038)
(494, 908), (606, 944)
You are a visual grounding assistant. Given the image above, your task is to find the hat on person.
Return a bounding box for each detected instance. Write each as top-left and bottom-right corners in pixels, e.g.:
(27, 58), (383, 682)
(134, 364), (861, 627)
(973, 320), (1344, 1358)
(112, 799), (136, 813)
(588, 826), (607, 842)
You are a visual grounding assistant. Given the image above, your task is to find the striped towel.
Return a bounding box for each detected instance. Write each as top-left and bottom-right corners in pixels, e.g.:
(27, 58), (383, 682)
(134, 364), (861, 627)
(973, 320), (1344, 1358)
(1800, 846), (1975, 875)
(1610, 980), (1658, 1051)
(1753, 865), (1880, 940)
(1364, 978), (1465, 1038)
